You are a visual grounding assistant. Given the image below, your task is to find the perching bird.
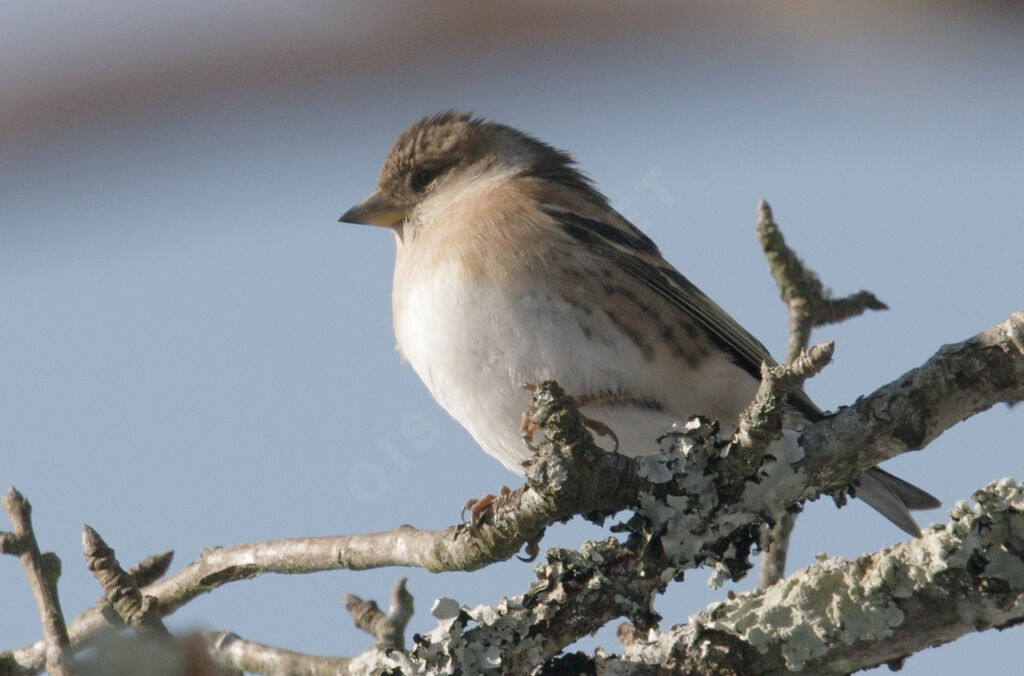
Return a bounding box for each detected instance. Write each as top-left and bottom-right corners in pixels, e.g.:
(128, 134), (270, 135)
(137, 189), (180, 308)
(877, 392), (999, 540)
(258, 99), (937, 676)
(340, 111), (939, 536)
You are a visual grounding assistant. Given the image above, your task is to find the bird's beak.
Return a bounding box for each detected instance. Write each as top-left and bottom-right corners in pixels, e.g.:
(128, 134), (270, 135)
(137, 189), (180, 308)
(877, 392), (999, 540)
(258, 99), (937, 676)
(339, 189), (407, 227)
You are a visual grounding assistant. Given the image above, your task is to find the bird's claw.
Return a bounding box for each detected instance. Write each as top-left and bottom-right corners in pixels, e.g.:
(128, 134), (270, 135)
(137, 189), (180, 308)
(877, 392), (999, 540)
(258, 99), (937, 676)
(583, 416), (619, 453)
(461, 485), (512, 528)
(517, 533), (543, 562)
(520, 410), (541, 451)
(519, 383), (620, 453)
(520, 383), (541, 451)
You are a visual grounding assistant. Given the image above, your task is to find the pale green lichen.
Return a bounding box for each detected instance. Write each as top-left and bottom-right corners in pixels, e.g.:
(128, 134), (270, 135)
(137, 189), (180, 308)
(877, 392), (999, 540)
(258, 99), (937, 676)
(692, 478), (1024, 671)
(702, 553), (903, 670)
(405, 438), (1023, 674)
(635, 453), (674, 484)
(405, 472), (1022, 674)
(636, 419), (806, 588)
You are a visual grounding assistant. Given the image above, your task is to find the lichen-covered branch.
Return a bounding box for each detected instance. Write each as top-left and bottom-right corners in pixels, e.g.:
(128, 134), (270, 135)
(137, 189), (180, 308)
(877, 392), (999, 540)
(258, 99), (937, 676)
(397, 407), (805, 672)
(755, 200), (888, 589)
(726, 340), (834, 481)
(6, 312), (1024, 674)
(0, 388), (672, 674)
(594, 478), (1024, 675)
(354, 311), (1024, 672)
(4, 384), (797, 674)
(412, 539), (665, 673)
(799, 310), (1024, 492)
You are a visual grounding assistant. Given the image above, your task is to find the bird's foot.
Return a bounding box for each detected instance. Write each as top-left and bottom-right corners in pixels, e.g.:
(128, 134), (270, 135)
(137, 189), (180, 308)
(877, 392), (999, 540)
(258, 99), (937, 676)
(517, 531), (544, 562)
(520, 383), (541, 450)
(520, 410), (541, 451)
(461, 485), (511, 528)
(573, 393), (621, 452)
(519, 383), (620, 452)
(582, 416), (619, 452)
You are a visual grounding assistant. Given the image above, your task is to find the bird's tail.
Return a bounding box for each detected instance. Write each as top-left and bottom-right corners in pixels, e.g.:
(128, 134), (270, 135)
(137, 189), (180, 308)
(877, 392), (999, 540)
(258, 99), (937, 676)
(855, 467), (941, 537)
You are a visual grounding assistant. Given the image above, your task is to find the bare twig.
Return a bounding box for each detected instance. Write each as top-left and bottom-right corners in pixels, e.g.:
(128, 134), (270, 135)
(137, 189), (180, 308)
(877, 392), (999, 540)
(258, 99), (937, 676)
(82, 525), (169, 637)
(755, 510), (795, 592)
(345, 578), (414, 650)
(202, 631), (365, 675)
(2, 488), (73, 676)
(0, 529), (25, 555)
(756, 199), (887, 365)
(125, 550), (175, 589)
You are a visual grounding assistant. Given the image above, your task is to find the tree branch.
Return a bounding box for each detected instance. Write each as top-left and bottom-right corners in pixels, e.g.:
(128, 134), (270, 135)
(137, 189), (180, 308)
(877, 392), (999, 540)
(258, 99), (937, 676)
(593, 478), (1024, 675)
(756, 199), (888, 365)
(755, 200), (889, 589)
(82, 525), (169, 637)
(6, 312), (1023, 674)
(727, 340), (835, 478)
(345, 578), (414, 650)
(2, 488), (73, 676)
(799, 310), (1024, 492)
(203, 632), (360, 675)
(204, 579), (415, 674)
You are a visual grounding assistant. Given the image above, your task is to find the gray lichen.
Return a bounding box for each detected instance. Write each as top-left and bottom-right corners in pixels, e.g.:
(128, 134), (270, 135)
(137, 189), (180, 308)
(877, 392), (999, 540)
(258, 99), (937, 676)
(602, 477), (1024, 674)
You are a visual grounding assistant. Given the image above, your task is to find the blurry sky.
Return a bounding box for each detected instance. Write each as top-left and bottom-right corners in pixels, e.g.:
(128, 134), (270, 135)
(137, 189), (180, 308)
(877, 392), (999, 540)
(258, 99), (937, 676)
(3, 2), (1023, 673)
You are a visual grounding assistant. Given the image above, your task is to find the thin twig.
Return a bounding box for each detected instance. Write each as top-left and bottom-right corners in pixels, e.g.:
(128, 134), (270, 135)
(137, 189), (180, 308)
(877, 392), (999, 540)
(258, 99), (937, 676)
(204, 632), (359, 675)
(82, 525), (170, 637)
(728, 340), (835, 469)
(2, 488), (73, 676)
(345, 578), (414, 650)
(756, 199), (887, 364)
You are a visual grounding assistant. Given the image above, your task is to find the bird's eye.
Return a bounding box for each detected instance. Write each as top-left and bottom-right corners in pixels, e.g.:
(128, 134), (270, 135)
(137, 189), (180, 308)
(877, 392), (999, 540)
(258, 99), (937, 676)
(411, 166), (443, 192)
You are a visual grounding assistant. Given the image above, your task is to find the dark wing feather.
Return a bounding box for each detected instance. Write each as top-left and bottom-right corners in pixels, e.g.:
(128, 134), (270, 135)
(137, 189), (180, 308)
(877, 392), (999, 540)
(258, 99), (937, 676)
(549, 208), (822, 421)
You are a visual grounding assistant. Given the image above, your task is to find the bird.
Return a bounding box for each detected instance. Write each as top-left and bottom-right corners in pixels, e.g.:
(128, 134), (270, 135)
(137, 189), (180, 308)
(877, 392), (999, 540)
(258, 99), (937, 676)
(339, 111), (939, 536)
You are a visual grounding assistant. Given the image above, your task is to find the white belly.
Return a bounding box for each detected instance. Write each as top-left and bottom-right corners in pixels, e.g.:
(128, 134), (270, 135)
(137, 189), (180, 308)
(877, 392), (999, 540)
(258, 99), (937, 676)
(392, 261), (759, 474)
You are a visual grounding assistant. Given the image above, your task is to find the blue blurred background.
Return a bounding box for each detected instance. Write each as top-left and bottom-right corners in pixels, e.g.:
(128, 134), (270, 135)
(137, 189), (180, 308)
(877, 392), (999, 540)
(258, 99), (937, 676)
(3, 2), (1022, 673)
